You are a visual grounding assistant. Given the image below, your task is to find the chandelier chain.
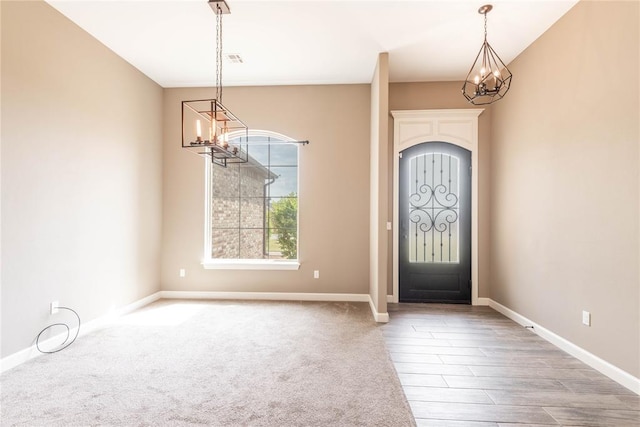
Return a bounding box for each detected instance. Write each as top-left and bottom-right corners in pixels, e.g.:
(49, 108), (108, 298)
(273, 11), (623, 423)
(484, 13), (487, 41)
(215, 4), (223, 102)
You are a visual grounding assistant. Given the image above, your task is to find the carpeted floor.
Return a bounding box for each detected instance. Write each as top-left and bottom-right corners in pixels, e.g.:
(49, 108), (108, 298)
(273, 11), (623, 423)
(1, 300), (415, 426)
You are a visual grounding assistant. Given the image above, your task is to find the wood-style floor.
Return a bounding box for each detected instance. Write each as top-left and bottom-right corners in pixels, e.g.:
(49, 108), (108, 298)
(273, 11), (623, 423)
(383, 303), (640, 427)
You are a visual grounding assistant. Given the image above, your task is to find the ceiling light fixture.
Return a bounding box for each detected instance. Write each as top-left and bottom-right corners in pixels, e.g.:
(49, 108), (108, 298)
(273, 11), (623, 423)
(462, 4), (512, 105)
(182, 0), (248, 167)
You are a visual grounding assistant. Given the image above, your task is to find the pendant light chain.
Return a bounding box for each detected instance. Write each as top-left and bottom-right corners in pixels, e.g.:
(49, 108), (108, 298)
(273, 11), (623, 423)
(484, 12), (488, 42)
(215, 4), (223, 103)
(482, 12), (488, 74)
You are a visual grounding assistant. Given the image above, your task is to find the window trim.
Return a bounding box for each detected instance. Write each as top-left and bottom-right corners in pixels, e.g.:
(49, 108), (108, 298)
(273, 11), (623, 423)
(202, 259), (300, 270)
(202, 130), (301, 270)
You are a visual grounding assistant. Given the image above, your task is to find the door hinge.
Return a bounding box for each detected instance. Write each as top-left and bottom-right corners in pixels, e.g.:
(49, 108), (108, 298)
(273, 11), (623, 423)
(399, 152), (403, 159)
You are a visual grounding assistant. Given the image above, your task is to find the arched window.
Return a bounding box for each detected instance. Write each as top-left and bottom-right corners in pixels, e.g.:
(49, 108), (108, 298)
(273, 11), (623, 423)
(203, 130), (300, 269)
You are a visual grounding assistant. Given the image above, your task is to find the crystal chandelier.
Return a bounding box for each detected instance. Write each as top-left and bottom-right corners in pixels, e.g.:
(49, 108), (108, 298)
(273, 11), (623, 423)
(462, 4), (512, 105)
(182, 0), (248, 167)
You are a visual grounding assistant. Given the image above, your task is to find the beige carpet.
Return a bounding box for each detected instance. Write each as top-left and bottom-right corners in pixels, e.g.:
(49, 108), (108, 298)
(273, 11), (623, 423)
(1, 300), (415, 426)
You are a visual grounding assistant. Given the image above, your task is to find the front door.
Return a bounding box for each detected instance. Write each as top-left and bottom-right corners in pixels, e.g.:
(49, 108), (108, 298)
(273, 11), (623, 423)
(399, 142), (471, 303)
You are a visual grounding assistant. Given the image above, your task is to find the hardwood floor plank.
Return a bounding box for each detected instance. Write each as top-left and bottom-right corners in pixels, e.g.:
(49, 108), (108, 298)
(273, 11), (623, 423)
(616, 395), (640, 410)
(443, 375), (569, 392)
(438, 355), (549, 368)
(543, 406), (640, 426)
(397, 373), (448, 387)
(497, 424), (561, 427)
(448, 340), (557, 351)
(479, 347), (570, 358)
(387, 344), (484, 356)
(404, 326), (495, 334)
(382, 331), (437, 339)
(430, 332), (499, 340)
(409, 402), (559, 424)
(485, 389), (634, 409)
(384, 337), (453, 347)
(393, 362), (474, 376)
(469, 365), (592, 380)
(416, 419), (498, 427)
(541, 357), (590, 369)
(389, 353), (443, 364)
(392, 319), (449, 327)
(403, 386), (493, 404)
(559, 378), (638, 396)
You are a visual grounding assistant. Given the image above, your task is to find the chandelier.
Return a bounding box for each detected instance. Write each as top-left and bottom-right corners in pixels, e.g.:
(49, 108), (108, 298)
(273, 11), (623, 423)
(182, 0), (248, 167)
(461, 4), (512, 105)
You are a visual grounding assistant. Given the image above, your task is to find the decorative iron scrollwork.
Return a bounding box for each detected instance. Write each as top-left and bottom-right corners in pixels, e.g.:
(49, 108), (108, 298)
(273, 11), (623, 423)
(408, 153), (460, 263)
(409, 183), (459, 234)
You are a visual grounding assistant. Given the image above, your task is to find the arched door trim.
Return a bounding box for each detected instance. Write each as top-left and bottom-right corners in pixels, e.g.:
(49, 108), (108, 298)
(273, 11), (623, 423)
(391, 109), (484, 304)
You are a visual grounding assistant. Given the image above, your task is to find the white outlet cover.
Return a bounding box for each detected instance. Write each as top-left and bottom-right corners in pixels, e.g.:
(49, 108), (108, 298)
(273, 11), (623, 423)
(582, 310), (591, 326)
(313, 270), (319, 279)
(179, 268), (186, 277)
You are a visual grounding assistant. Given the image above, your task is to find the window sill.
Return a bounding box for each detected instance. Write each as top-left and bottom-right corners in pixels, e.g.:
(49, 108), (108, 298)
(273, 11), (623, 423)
(202, 259), (300, 271)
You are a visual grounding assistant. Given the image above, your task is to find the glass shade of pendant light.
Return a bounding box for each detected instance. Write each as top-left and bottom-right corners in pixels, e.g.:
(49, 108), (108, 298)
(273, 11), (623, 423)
(462, 4), (512, 105)
(181, 0), (248, 167)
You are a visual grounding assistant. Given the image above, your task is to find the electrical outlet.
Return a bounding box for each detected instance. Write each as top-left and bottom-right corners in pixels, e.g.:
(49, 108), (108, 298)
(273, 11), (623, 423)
(582, 310), (591, 326)
(386, 221), (392, 231)
(50, 301), (59, 315)
(313, 270), (320, 279)
(179, 268), (186, 278)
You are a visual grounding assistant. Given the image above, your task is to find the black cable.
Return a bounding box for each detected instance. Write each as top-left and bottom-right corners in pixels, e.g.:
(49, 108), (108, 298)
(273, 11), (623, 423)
(35, 307), (81, 354)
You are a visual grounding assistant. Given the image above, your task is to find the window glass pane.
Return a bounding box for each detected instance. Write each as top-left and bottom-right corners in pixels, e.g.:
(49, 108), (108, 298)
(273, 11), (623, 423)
(267, 228), (297, 260)
(268, 196), (297, 259)
(269, 144), (298, 166)
(266, 228), (279, 258)
(268, 166), (298, 198)
(211, 197), (239, 229)
(240, 229), (266, 259)
(212, 164), (239, 198)
(239, 163), (269, 197)
(211, 228), (239, 259)
(240, 197), (266, 229)
(245, 144), (269, 166)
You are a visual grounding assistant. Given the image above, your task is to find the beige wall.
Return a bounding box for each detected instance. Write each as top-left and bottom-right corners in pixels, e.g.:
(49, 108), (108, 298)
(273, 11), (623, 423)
(490, 0), (639, 377)
(369, 53), (389, 316)
(389, 82), (493, 298)
(1, 1), (163, 358)
(161, 85), (371, 294)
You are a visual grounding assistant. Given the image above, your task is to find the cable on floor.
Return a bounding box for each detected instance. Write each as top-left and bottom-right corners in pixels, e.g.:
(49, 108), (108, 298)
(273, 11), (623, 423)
(36, 307), (81, 354)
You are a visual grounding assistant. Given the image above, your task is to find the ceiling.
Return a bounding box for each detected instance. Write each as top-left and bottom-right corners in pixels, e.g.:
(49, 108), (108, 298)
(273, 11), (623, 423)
(46, 0), (578, 88)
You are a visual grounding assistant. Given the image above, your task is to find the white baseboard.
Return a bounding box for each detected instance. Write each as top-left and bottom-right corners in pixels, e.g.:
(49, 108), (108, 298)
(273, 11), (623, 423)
(161, 290), (391, 322)
(368, 296), (390, 323)
(475, 297), (490, 306)
(1, 290), (389, 373)
(488, 298), (640, 395)
(159, 290), (371, 303)
(119, 292), (162, 315)
(0, 292), (162, 374)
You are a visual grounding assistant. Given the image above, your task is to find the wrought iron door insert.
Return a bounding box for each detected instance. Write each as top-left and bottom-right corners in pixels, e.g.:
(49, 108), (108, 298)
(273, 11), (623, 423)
(409, 153), (460, 264)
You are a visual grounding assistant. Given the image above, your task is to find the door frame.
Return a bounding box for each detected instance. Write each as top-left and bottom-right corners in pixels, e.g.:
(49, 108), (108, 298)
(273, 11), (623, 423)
(391, 109), (484, 304)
